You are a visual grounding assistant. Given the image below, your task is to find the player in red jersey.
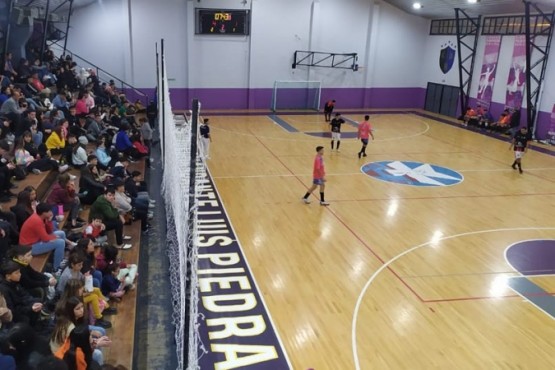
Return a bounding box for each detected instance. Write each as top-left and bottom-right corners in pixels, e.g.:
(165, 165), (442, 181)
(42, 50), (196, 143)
(357, 115), (375, 159)
(302, 146), (329, 206)
(324, 100), (336, 122)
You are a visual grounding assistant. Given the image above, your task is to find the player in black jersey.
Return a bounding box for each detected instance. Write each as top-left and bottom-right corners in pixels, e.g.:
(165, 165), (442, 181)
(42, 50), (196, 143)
(330, 113), (345, 152)
(509, 126), (530, 174)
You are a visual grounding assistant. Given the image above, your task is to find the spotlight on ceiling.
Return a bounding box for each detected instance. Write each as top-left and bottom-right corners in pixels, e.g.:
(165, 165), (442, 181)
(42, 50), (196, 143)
(468, 0), (479, 3)
(413, 2), (423, 9)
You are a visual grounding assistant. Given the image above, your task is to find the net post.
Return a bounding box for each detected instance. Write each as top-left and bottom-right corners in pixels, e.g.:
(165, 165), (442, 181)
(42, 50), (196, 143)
(160, 39), (166, 166)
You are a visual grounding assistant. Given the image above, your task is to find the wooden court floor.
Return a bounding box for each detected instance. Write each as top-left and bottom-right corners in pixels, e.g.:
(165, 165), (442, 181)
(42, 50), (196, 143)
(204, 111), (555, 369)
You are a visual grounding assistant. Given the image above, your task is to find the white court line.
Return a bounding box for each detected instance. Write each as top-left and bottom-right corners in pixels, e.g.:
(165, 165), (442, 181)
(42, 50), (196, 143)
(212, 172), (362, 179)
(352, 227), (555, 370)
(210, 114), (430, 142)
(212, 167), (555, 179)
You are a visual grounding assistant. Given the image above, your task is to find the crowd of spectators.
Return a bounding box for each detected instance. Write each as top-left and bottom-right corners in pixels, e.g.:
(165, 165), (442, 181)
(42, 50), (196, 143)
(0, 48), (157, 370)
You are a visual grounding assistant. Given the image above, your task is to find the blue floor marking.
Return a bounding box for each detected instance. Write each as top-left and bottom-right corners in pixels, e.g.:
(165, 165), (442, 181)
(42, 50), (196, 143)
(507, 276), (555, 319)
(268, 114), (298, 132)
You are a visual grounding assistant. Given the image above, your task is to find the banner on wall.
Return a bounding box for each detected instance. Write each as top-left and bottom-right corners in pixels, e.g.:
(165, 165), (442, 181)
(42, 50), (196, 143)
(505, 35), (527, 109)
(549, 104), (555, 140)
(476, 36), (502, 108)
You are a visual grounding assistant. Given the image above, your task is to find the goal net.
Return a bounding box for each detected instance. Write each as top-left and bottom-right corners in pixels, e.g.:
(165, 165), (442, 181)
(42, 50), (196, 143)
(271, 80), (321, 111)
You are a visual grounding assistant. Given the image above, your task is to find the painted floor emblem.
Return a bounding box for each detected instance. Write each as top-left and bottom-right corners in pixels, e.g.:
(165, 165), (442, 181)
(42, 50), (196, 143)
(361, 160), (464, 187)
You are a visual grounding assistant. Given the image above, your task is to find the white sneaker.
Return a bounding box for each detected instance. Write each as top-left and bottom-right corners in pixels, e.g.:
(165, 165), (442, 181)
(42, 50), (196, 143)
(69, 174), (77, 181)
(148, 203), (155, 209)
(320, 201), (330, 206)
(59, 164), (69, 173)
(117, 243), (132, 250)
(336, 149), (341, 153)
(123, 235), (132, 241)
(32, 168), (41, 175)
(149, 200), (156, 205)
(302, 198), (311, 204)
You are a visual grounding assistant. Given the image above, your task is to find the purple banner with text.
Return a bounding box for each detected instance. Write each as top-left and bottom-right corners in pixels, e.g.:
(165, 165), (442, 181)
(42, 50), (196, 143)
(505, 36), (527, 109)
(196, 174), (291, 370)
(549, 104), (555, 138)
(476, 36), (501, 108)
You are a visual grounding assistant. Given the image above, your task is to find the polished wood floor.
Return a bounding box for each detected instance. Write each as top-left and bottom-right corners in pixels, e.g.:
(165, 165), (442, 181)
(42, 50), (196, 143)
(205, 112), (555, 370)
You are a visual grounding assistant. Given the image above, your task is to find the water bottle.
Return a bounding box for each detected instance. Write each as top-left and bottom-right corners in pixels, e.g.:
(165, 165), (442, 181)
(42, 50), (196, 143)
(57, 204), (64, 217)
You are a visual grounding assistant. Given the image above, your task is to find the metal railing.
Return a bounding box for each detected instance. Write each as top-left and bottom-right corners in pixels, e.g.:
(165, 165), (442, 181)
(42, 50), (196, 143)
(48, 39), (151, 105)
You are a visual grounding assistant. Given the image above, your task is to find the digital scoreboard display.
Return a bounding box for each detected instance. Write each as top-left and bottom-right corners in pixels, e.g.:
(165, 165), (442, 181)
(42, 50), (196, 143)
(196, 9), (250, 35)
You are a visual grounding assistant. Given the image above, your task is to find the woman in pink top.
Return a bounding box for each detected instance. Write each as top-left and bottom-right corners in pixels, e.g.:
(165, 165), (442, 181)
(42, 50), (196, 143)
(75, 91), (89, 115)
(302, 146), (329, 206)
(357, 115), (375, 159)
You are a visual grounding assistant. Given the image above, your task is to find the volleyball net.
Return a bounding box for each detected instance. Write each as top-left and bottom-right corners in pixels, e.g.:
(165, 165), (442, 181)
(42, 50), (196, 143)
(157, 40), (205, 369)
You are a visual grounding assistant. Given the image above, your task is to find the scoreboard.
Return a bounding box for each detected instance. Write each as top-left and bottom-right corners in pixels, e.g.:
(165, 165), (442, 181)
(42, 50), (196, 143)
(196, 9), (250, 35)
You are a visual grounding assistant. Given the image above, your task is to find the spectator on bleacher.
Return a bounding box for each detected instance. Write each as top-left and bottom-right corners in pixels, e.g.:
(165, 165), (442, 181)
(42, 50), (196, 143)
(0, 115), (11, 140)
(15, 58), (32, 82)
(87, 112), (104, 141)
(14, 136), (62, 174)
(125, 171), (153, 204)
(95, 139), (111, 171)
(0, 140), (17, 203)
(47, 173), (85, 230)
(87, 155), (111, 183)
(22, 130), (48, 160)
(0, 261), (42, 326)
(74, 238), (102, 288)
(10, 191), (34, 231)
(83, 217), (108, 247)
(79, 164), (106, 205)
(19, 203), (67, 271)
(50, 297), (110, 365)
(113, 179), (151, 234)
(0, 290), (13, 329)
(46, 125), (67, 155)
(100, 263), (127, 301)
(8, 245), (56, 303)
(110, 155), (132, 179)
(58, 277), (113, 329)
(0, 88), (26, 119)
(2, 53), (17, 81)
(0, 86), (10, 106)
(17, 109), (43, 145)
(66, 105), (78, 127)
(89, 187), (131, 250)
(114, 123), (138, 159)
(75, 91), (90, 116)
(2, 322), (53, 368)
(0, 204), (19, 246)
(71, 137), (88, 169)
(85, 87), (95, 111)
(54, 324), (103, 369)
(52, 91), (71, 114)
(30, 72), (50, 96)
(69, 114), (88, 142)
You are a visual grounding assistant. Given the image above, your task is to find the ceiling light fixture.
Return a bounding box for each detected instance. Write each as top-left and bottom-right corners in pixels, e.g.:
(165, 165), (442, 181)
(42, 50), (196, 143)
(468, 0), (479, 3)
(413, 2), (423, 9)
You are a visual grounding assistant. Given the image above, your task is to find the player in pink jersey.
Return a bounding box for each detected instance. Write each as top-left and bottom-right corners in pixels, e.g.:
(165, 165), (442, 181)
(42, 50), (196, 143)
(357, 115), (374, 159)
(302, 146), (329, 206)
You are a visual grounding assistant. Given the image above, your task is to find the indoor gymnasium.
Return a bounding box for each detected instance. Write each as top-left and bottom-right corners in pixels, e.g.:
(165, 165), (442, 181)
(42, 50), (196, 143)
(1, 0), (555, 369)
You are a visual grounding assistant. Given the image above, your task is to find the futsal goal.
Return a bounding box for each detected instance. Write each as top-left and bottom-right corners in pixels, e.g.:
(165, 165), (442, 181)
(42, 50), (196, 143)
(271, 80), (321, 111)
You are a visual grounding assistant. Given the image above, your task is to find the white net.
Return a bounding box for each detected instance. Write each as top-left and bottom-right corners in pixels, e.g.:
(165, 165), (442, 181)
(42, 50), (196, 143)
(271, 80), (321, 111)
(158, 48), (205, 369)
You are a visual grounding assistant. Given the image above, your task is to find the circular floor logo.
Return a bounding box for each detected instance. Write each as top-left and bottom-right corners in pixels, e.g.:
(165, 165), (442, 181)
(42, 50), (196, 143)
(361, 160), (464, 187)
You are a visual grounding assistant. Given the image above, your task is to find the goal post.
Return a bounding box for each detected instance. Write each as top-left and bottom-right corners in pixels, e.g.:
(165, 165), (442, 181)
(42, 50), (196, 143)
(271, 80), (321, 111)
